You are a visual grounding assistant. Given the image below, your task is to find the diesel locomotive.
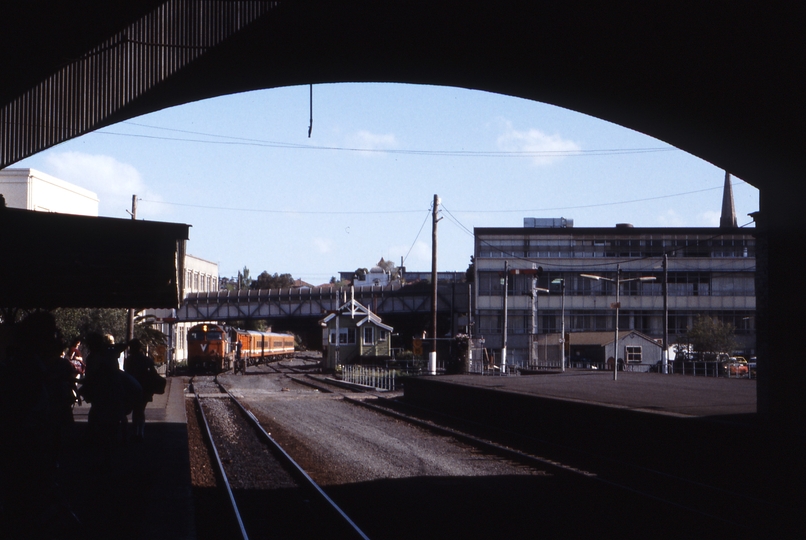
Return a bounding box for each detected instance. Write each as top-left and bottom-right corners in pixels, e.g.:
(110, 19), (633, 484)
(187, 323), (295, 372)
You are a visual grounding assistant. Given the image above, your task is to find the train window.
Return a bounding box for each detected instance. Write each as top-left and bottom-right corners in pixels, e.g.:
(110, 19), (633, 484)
(207, 331), (223, 340)
(188, 331), (204, 340)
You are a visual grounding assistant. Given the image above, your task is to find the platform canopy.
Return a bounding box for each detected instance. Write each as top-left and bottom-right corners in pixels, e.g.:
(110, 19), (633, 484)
(0, 206), (189, 309)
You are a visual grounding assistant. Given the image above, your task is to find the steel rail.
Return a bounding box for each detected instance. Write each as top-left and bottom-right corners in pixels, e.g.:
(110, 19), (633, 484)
(217, 381), (370, 540)
(191, 381), (250, 540)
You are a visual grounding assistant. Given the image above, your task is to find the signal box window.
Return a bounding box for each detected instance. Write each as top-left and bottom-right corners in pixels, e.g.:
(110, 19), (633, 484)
(626, 346), (642, 364)
(331, 328), (356, 344)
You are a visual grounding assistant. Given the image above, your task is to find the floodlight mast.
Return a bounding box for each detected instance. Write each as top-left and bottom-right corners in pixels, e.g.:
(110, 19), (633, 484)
(580, 265), (656, 380)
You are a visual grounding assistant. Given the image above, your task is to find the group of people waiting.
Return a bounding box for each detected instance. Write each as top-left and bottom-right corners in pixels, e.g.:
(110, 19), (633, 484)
(0, 311), (164, 538)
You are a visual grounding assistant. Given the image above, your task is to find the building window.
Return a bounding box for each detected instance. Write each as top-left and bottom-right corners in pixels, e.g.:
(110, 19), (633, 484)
(338, 328), (356, 344)
(478, 314), (502, 334)
(626, 346), (642, 364)
(363, 327), (374, 345)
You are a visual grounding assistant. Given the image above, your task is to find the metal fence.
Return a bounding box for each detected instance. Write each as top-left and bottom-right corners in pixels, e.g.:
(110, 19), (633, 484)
(341, 365), (397, 391)
(668, 361), (754, 379)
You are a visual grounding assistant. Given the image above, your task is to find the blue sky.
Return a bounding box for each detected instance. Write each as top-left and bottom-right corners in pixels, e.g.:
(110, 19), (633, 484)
(16, 83), (759, 285)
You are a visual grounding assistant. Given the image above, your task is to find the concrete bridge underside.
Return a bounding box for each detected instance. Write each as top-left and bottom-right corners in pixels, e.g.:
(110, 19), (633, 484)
(2, 2), (805, 428)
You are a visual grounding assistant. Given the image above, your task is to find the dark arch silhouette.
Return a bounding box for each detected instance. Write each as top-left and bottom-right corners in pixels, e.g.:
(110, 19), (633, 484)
(2, 1), (804, 431)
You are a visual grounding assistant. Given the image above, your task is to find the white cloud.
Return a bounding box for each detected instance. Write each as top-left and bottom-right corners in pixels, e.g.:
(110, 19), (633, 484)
(700, 210), (721, 227)
(346, 130), (398, 155)
(656, 209), (687, 227)
(395, 240), (431, 268)
(313, 237), (334, 254)
(496, 119), (581, 166)
(44, 152), (163, 218)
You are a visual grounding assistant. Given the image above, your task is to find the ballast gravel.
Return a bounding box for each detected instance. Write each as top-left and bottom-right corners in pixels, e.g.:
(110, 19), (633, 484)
(220, 373), (544, 487)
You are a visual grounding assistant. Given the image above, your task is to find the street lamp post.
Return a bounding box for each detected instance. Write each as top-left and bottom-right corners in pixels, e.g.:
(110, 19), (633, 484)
(581, 265), (656, 380)
(551, 278), (566, 371)
(528, 284), (550, 367)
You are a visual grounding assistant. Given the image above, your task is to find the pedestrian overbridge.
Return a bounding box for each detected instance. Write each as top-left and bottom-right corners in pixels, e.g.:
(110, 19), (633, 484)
(177, 283), (469, 323)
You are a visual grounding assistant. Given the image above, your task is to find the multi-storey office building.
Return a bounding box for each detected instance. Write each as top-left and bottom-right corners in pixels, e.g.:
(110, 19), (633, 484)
(147, 254), (219, 366)
(474, 220), (756, 367)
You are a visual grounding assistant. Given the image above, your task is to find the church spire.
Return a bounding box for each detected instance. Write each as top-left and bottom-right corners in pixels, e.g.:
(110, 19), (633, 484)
(720, 170), (737, 229)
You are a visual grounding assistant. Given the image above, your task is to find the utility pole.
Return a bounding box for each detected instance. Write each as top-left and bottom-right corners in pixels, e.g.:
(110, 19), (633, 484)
(663, 253), (669, 374)
(614, 265), (621, 381)
(502, 260), (508, 373)
(126, 195), (138, 346)
(430, 195), (440, 372)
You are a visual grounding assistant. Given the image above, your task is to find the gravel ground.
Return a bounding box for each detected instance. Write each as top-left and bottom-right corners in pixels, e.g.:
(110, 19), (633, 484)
(199, 397), (298, 490)
(245, 394), (543, 486)
(193, 370), (760, 539)
(216, 368), (544, 486)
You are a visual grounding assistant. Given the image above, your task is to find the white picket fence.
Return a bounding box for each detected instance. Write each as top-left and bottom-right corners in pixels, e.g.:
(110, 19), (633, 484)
(341, 365), (397, 391)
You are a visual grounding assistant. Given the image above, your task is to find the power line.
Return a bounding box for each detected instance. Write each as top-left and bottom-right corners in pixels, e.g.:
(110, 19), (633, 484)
(140, 199), (426, 215)
(448, 183), (752, 214)
(98, 121), (678, 158)
(402, 208), (433, 266)
(140, 181), (749, 216)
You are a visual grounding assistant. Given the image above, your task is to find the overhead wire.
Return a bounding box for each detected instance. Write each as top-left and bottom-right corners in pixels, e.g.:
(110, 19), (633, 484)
(139, 180), (750, 216)
(440, 202), (755, 270)
(98, 121), (678, 158)
(402, 206), (433, 267)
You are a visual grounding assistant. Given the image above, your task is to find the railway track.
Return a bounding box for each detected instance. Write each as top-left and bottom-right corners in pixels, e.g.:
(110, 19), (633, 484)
(342, 394), (782, 537)
(203, 362), (784, 536)
(242, 369), (778, 536)
(190, 376), (369, 540)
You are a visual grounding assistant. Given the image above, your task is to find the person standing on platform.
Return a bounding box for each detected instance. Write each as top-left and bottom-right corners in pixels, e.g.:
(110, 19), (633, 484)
(123, 339), (156, 440)
(79, 333), (140, 463)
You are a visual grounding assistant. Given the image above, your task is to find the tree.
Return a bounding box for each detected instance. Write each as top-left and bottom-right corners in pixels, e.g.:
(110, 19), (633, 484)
(219, 276), (234, 291)
(686, 315), (737, 359)
(132, 313), (168, 351)
(52, 308), (128, 345)
(237, 266), (252, 290)
(251, 271), (295, 290)
(377, 258), (401, 280)
(465, 256), (475, 283)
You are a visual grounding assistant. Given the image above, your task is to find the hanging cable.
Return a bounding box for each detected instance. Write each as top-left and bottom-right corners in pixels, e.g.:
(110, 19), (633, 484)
(308, 84), (313, 138)
(403, 207), (433, 266)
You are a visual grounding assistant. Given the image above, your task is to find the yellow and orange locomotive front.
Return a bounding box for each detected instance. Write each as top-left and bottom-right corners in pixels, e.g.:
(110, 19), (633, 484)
(187, 323), (231, 372)
(187, 323), (296, 372)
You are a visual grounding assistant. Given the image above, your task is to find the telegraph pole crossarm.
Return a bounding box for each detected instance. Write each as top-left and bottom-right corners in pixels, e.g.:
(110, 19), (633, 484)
(580, 266), (656, 380)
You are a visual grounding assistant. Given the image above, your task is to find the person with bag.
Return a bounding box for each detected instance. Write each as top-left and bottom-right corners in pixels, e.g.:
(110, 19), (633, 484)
(123, 339), (156, 440)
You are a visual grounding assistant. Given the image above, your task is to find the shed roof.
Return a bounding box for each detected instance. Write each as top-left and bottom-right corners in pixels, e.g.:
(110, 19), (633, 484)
(1, 206), (189, 309)
(320, 298), (393, 332)
(569, 331), (662, 348)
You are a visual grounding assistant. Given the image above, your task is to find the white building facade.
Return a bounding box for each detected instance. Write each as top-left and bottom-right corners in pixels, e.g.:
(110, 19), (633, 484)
(148, 254), (219, 367)
(475, 221), (756, 368)
(0, 168), (98, 215)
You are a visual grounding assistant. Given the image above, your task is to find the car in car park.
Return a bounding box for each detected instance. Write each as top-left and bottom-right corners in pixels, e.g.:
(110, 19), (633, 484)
(721, 356), (749, 377)
(747, 357), (757, 378)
